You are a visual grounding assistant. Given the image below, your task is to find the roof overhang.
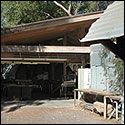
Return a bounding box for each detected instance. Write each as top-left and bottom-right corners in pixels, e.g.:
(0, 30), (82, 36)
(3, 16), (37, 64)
(1, 11), (103, 45)
(80, 1), (124, 61)
(80, 1), (124, 43)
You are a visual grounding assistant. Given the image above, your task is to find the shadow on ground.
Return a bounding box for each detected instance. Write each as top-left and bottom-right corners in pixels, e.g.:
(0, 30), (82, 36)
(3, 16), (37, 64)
(1, 97), (73, 113)
(1, 98), (46, 113)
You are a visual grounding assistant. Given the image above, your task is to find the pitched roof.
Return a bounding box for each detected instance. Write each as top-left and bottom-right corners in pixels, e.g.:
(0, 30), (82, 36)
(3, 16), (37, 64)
(80, 1), (124, 43)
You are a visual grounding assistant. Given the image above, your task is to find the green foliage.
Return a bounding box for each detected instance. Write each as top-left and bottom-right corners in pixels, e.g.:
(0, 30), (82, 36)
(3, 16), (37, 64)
(1, 1), (66, 27)
(1, 1), (114, 28)
(110, 58), (124, 94)
(99, 44), (124, 95)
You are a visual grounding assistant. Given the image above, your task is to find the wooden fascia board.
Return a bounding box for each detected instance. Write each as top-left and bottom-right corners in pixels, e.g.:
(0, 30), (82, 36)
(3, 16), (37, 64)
(1, 12), (103, 35)
(1, 45), (90, 54)
(1, 58), (67, 62)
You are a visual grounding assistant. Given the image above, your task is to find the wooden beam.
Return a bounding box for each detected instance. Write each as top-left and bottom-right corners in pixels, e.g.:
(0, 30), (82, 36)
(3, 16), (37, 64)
(1, 58), (67, 63)
(52, 63), (55, 80)
(1, 61), (50, 65)
(63, 62), (67, 80)
(1, 53), (83, 59)
(1, 45), (90, 53)
(63, 35), (67, 46)
(81, 55), (87, 68)
(1, 52), (89, 63)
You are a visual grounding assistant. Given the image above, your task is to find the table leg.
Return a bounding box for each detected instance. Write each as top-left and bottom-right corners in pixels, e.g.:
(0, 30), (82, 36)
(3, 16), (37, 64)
(65, 87), (67, 98)
(74, 90), (76, 107)
(104, 96), (107, 120)
(115, 101), (118, 120)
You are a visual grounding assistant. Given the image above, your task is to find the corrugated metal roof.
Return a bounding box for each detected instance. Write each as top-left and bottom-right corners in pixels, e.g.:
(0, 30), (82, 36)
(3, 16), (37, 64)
(80, 1), (124, 43)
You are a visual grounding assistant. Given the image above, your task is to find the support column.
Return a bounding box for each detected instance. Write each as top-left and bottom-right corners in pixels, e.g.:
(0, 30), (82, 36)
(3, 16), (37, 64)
(81, 55), (86, 68)
(74, 90), (76, 107)
(1, 64), (3, 74)
(52, 63), (55, 80)
(63, 62), (67, 81)
(63, 35), (67, 46)
(104, 96), (107, 120)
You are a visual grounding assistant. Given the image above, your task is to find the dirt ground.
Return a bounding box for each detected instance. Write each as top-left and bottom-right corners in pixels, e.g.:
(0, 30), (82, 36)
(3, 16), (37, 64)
(1, 104), (121, 124)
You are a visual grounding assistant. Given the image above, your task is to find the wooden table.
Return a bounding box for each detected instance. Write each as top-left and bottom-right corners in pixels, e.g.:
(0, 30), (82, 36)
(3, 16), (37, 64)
(73, 89), (114, 107)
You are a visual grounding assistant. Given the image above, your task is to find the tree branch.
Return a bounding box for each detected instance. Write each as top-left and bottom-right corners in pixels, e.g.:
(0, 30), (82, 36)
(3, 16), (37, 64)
(68, 1), (72, 15)
(42, 11), (54, 19)
(53, 1), (72, 16)
(74, 1), (82, 15)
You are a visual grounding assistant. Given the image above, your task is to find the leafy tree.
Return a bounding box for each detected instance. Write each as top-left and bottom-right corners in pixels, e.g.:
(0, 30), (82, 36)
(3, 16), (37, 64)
(1, 1), (66, 27)
(1, 1), (114, 27)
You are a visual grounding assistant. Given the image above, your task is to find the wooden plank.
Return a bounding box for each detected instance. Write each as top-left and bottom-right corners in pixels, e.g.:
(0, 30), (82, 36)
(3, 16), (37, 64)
(1, 45), (90, 53)
(64, 62), (67, 80)
(74, 90), (77, 107)
(104, 96), (107, 120)
(52, 63), (55, 80)
(1, 53), (83, 63)
(1, 61), (50, 65)
(1, 52), (87, 57)
(1, 58), (67, 63)
(63, 35), (67, 46)
(74, 89), (114, 96)
(1, 53), (86, 61)
(81, 55), (86, 68)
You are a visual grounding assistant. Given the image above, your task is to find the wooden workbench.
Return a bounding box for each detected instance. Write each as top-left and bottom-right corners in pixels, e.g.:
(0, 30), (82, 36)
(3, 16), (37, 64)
(73, 89), (121, 120)
(73, 89), (114, 107)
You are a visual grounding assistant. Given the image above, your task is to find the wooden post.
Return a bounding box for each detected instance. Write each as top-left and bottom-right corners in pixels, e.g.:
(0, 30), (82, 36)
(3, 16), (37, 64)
(52, 63), (55, 80)
(81, 55), (88, 68)
(115, 101), (118, 120)
(64, 62), (67, 81)
(1, 64), (3, 74)
(63, 35), (67, 46)
(74, 90), (76, 107)
(104, 96), (107, 120)
(64, 87), (67, 99)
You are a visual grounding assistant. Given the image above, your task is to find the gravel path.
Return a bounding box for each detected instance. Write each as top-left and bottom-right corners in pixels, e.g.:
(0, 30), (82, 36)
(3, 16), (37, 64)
(1, 106), (121, 124)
